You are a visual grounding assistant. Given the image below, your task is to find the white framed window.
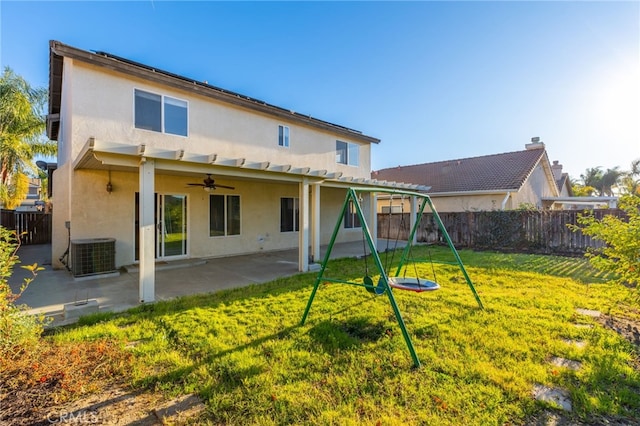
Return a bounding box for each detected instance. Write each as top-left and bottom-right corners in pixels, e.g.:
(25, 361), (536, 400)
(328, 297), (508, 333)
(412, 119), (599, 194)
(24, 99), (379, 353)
(134, 89), (188, 136)
(278, 125), (290, 148)
(209, 194), (241, 237)
(336, 140), (359, 166)
(344, 200), (362, 229)
(280, 197), (299, 232)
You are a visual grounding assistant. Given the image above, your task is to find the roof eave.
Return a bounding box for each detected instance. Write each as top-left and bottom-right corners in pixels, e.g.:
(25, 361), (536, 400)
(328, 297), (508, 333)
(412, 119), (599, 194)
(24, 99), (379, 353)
(428, 189), (519, 197)
(48, 40), (380, 145)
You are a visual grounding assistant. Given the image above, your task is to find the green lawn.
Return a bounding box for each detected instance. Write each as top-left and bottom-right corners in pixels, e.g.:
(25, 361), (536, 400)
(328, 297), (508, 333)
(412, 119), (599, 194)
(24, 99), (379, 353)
(52, 247), (639, 425)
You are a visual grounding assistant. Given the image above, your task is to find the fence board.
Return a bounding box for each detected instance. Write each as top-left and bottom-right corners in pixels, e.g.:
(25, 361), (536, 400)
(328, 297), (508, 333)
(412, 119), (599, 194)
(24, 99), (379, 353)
(0, 210), (52, 245)
(378, 209), (625, 255)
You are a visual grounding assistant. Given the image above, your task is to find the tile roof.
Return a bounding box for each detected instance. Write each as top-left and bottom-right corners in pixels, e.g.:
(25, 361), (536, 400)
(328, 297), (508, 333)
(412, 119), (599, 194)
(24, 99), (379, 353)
(556, 173), (573, 196)
(372, 148), (547, 193)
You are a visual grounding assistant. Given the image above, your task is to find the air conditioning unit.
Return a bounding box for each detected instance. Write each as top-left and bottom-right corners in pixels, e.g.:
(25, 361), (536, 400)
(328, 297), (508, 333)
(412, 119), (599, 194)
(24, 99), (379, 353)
(71, 238), (116, 277)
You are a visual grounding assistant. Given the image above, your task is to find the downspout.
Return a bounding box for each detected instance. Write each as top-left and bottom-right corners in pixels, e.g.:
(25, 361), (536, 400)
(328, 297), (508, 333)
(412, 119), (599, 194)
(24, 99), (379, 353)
(501, 192), (511, 210)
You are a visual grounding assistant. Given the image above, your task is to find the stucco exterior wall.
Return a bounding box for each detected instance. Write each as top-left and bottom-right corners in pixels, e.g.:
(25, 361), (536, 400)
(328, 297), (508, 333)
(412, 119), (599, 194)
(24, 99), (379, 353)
(68, 61), (371, 179)
(52, 59), (374, 269)
(429, 194), (511, 212)
(512, 163), (556, 209)
(56, 172), (364, 267)
(51, 58), (75, 269)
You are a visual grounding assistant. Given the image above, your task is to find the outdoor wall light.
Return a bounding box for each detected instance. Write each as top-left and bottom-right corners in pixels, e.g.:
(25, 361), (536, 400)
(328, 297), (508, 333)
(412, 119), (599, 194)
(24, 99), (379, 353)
(106, 170), (113, 193)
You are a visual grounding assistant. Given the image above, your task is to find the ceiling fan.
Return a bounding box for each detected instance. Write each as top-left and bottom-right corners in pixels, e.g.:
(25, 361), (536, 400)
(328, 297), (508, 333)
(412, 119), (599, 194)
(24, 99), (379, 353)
(187, 174), (235, 191)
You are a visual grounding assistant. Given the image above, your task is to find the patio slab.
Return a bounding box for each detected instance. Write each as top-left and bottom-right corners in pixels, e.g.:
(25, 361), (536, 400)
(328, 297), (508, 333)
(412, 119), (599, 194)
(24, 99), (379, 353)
(10, 240), (405, 325)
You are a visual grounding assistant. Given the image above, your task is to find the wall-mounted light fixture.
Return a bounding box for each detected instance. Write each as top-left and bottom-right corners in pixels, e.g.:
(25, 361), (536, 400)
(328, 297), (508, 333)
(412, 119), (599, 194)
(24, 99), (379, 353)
(106, 170), (113, 193)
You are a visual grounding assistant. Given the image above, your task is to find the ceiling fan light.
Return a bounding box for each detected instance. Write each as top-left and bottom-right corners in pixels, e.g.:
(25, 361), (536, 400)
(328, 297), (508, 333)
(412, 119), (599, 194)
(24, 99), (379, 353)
(204, 186), (212, 192)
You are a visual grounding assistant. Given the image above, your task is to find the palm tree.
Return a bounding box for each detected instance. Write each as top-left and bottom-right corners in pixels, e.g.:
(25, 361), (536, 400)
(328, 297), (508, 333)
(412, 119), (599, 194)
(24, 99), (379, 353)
(0, 67), (56, 209)
(571, 178), (595, 196)
(600, 167), (623, 197)
(580, 167), (603, 195)
(620, 159), (640, 196)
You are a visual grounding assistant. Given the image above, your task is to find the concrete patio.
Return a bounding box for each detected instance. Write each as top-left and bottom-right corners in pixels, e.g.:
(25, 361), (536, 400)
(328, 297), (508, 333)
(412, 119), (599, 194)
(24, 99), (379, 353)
(9, 240), (405, 326)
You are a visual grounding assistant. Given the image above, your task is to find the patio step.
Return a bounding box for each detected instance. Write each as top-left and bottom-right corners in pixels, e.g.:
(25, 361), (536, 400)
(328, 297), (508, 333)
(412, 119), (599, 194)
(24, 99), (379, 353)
(123, 258), (207, 273)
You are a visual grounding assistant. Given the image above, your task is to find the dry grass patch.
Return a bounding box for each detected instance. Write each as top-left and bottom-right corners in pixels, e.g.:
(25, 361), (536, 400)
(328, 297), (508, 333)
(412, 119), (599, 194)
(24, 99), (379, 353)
(0, 339), (132, 424)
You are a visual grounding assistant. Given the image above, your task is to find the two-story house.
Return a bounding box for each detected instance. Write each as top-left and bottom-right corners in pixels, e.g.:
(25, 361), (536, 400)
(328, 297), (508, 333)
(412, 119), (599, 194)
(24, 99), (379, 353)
(46, 41), (424, 302)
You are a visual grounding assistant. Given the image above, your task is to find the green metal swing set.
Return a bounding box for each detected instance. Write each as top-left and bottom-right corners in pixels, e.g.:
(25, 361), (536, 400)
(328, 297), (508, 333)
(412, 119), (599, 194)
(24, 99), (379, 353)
(300, 187), (484, 368)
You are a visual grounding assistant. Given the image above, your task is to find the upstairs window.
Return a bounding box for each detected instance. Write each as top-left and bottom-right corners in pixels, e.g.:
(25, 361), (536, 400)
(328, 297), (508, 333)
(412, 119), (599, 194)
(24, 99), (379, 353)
(336, 140), (359, 166)
(280, 197), (299, 232)
(135, 89), (188, 136)
(278, 125), (290, 147)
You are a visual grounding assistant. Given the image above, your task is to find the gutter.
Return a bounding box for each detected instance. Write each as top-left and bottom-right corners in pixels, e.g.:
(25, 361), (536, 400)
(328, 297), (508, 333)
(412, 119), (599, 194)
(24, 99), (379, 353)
(501, 192), (511, 210)
(427, 189), (519, 197)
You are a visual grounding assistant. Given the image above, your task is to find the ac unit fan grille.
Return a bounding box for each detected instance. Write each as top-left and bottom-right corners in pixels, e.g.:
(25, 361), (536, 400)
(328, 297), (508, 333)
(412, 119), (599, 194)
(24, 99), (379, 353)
(71, 238), (116, 277)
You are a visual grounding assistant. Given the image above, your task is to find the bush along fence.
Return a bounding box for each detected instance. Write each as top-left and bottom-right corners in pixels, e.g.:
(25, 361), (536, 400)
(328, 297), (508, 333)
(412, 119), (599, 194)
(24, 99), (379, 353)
(378, 209), (626, 255)
(0, 210), (52, 245)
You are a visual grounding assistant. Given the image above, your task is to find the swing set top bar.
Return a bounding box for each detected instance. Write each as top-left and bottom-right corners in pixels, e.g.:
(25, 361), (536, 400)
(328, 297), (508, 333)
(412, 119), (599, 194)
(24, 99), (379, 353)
(343, 187), (431, 198)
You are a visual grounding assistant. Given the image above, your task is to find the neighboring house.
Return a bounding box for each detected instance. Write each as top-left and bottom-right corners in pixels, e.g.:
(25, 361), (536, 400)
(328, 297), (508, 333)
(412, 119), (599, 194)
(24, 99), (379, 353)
(372, 140), (562, 213)
(543, 160), (618, 209)
(46, 41), (425, 302)
(15, 178), (45, 212)
(552, 161), (573, 199)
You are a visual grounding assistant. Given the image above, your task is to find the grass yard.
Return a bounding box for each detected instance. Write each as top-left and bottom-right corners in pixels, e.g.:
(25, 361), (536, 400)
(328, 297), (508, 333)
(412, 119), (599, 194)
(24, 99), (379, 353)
(36, 248), (640, 424)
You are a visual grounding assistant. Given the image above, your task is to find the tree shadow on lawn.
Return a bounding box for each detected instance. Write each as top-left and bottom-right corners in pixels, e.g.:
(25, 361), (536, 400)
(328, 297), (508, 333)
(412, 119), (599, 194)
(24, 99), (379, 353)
(135, 318), (391, 394)
(308, 317), (390, 354)
(134, 324), (299, 391)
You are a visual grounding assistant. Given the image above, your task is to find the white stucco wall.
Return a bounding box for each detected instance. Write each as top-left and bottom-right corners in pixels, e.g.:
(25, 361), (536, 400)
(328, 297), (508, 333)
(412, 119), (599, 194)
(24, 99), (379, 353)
(512, 163), (556, 209)
(51, 59), (375, 269)
(68, 61), (371, 179)
(428, 194), (510, 212)
(55, 170), (363, 267)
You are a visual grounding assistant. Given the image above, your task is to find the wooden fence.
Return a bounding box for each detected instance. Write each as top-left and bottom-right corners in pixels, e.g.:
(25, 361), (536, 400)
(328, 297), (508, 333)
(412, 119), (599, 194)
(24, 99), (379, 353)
(377, 209), (625, 255)
(0, 210), (52, 245)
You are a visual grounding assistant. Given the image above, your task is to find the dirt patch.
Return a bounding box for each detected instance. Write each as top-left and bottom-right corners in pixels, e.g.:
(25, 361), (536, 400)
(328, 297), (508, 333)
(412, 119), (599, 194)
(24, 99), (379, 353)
(0, 338), (207, 425)
(40, 386), (206, 425)
(598, 314), (640, 348)
(2, 384), (206, 425)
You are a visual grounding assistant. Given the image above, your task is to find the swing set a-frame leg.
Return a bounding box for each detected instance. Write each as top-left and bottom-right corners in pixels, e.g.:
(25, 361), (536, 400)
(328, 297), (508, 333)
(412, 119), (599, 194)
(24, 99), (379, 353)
(383, 277), (421, 368)
(300, 188), (349, 326)
(301, 188), (422, 368)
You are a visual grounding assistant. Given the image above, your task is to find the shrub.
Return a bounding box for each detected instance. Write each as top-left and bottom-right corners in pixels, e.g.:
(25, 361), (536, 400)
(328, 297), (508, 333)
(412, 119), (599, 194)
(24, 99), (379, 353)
(0, 226), (46, 358)
(571, 195), (640, 290)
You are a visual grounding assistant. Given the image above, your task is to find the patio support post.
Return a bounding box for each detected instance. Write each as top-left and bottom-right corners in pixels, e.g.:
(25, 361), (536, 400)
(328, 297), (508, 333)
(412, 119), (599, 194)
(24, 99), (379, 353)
(311, 183), (320, 264)
(298, 178), (310, 272)
(139, 158), (155, 302)
(410, 196), (418, 245)
(369, 192), (378, 250)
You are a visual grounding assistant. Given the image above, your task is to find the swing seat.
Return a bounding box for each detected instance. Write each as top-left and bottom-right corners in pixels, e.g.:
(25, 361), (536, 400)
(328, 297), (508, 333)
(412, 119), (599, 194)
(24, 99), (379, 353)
(364, 276), (386, 295)
(388, 277), (440, 293)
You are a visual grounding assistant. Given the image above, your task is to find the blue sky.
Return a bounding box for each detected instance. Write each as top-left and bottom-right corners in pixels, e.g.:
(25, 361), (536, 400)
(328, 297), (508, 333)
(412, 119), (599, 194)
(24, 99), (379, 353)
(1, 1), (639, 180)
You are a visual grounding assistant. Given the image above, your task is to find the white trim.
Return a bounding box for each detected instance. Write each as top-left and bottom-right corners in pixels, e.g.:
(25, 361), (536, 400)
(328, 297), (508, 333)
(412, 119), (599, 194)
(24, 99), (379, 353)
(298, 179), (309, 272)
(77, 138), (430, 191)
(139, 159), (155, 303)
